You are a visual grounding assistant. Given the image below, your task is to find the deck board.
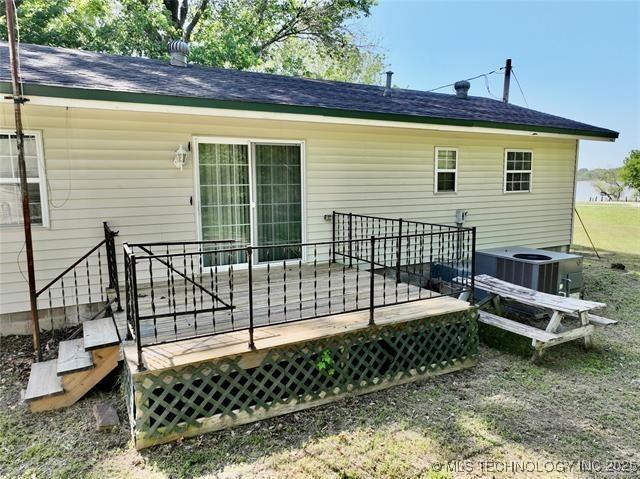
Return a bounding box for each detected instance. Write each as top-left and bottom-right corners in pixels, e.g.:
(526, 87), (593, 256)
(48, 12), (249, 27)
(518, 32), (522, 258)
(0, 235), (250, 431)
(133, 262), (439, 346)
(124, 295), (472, 374)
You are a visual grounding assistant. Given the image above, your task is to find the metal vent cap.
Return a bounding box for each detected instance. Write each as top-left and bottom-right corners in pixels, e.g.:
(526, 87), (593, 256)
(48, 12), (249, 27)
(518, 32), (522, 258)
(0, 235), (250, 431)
(168, 40), (189, 67)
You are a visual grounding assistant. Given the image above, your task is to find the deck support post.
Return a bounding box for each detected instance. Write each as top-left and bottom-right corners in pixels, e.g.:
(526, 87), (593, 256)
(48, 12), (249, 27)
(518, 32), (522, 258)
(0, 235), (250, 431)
(247, 247), (256, 350)
(369, 235), (375, 325)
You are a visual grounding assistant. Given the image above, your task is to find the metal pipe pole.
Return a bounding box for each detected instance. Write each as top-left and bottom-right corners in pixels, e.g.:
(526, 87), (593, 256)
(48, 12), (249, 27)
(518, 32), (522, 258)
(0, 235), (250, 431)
(502, 59), (512, 103)
(5, 0), (41, 361)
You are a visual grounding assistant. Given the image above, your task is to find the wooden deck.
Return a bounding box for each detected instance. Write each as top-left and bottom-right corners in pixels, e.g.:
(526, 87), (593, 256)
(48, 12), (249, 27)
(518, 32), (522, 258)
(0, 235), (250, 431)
(123, 295), (472, 373)
(121, 293), (478, 449)
(133, 262), (436, 347)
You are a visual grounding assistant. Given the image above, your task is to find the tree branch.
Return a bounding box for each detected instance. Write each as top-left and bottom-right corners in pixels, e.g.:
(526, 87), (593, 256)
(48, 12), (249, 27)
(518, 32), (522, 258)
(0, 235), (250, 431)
(184, 0), (209, 41)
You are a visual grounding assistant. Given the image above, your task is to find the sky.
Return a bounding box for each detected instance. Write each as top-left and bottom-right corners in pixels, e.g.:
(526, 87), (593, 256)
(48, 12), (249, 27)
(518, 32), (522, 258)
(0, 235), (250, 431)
(359, 0), (639, 169)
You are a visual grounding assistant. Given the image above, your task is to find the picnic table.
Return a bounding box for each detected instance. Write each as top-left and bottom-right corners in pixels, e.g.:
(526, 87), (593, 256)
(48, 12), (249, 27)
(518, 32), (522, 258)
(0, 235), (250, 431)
(458, 274), (617, 359)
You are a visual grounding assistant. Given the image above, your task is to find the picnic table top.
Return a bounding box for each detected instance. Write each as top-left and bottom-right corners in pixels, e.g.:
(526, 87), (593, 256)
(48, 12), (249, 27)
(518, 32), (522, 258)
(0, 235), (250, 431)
(472, 274), (606, 314)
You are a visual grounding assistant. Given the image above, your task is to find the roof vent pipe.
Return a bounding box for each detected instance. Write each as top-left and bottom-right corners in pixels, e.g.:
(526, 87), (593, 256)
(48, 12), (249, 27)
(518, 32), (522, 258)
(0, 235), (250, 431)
(454, 80), (470, 99)
(383, 71), (393, 97)
(168, 40), (189, 67)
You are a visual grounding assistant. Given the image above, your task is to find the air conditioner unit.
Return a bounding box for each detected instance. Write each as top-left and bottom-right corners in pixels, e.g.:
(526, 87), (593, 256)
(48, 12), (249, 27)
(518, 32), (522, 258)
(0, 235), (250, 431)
(475, 247), (583, 296)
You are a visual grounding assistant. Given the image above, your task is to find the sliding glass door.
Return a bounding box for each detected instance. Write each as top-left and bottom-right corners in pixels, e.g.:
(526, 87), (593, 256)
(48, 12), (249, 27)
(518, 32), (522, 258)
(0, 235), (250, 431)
(255, 144), (302, 262)
(197, 139), (302, 265)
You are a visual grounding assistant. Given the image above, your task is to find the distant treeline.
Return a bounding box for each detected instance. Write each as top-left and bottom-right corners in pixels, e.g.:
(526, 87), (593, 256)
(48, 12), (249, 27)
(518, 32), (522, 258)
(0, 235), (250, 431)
(576, 167), (622, 181)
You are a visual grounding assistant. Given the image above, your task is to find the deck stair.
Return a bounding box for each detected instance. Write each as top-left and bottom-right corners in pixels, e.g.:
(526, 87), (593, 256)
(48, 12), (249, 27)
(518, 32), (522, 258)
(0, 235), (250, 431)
(24, 316), (121, 413)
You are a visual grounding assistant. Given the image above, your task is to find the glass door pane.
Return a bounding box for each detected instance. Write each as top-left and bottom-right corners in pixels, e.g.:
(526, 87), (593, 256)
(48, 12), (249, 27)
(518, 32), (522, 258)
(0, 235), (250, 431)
(199, 143), (250, 264)
(255, 144), (302, 262)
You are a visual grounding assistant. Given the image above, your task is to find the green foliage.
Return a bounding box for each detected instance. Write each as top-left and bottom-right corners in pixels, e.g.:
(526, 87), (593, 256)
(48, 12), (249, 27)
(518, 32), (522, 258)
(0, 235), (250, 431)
(589, 167), (624, 200)
(1, 0), (385, 84)
(620, 149), (640, 192)
(316, 348), (336, 376)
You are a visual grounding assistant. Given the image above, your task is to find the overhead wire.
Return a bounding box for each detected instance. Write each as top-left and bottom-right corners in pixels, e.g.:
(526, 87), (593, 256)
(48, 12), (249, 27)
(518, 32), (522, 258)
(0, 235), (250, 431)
(426, 67), (503, 93)
(511, 68), (529, 107)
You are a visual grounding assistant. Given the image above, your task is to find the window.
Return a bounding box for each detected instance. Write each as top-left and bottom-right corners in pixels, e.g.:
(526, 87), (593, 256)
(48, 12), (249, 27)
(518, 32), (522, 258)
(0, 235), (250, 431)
(504, 150), (533, 193)
(0, 131), (48, 226)
(434, 148), (458, 193)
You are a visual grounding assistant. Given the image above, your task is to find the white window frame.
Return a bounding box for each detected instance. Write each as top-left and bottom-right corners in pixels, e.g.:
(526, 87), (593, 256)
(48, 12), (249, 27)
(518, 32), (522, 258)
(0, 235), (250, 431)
(192, 136), (306, 270)
(0, 129), (49, 228)
(503, 149), (533, 194)
(434, 147), (458, 194)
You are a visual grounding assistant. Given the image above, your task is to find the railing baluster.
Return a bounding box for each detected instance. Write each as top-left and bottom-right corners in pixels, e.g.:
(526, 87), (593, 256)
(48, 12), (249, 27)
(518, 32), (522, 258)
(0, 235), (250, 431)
(283, 258), (287, 321)
(86, 258), (92, 314)
(166, 245), (172, 322)
(267, 249), (271, 324)
(169, 256), (177, 340)
(48, 289), (53, 331)
(73, 268), (80, 324)
(348, 212), (353, 268)
(98, 250), (105, 303)
(148, 257), (157, 342)
(210, 253), (216, 332)
(327, 244), (332, 314)
(190, 253), (197, 336)
(395, 218), (403, 284)
(331, 211), (336, 263)
(130, 253), (143, 371)
(313, 244), (317, 316)
(247, 246), (255, 349)
(369, 236), (375, 325)
(183, 244), (188, 312)
(298, 255), (303, 318)
(471, 227), (476, 305)
(228, 252), (234, 328)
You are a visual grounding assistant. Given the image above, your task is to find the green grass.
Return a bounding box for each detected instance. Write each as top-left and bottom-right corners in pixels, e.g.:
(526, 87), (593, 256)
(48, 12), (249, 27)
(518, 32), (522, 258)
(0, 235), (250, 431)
(1, 252), (640, 478)
(573, 203), (640, 255)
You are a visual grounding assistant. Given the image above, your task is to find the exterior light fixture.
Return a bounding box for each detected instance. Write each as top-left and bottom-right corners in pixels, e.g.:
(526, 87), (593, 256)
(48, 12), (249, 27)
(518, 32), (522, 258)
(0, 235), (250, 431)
(174, 144), (188, 171)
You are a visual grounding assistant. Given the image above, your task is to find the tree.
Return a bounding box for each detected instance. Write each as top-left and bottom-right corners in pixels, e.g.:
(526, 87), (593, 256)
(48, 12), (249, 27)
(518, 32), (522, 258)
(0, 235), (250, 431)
(592, 167), (624, 200)
(1, 0), (385, 84)
(620, 149), (640, 194)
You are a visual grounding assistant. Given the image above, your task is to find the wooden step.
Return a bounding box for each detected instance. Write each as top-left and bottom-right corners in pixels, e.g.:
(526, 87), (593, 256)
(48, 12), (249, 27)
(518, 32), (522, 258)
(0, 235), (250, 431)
(29, 345), (120, 413)
(24, 360), (64, 402)
(477, 310), (559, 342)
(57, 339), (93, 376)
(83, 317), (120, 351)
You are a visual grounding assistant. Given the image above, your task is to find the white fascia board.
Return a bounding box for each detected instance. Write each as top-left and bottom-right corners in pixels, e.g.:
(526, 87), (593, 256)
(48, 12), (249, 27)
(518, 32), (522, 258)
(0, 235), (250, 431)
(9, 95), (616, 142)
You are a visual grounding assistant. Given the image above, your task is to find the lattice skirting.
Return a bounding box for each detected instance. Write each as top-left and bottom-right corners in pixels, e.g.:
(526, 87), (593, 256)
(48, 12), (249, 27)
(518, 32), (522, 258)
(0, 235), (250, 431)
(126, 308), (478, 449)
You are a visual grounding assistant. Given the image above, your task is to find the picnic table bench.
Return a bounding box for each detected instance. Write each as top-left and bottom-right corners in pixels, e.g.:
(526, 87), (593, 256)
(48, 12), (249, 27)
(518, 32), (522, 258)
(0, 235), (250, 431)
(457, 274), (617, 359)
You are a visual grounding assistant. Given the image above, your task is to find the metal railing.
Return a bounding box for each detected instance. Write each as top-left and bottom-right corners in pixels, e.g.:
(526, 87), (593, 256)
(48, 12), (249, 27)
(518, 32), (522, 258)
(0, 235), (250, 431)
(34, 222), (121, 355)
(124, 214), (475, 370)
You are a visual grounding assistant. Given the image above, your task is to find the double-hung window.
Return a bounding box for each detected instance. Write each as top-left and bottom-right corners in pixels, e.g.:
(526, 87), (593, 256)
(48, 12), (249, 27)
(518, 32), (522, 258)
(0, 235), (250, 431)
(0, 131), (48, 226)
(504, 150), (533, 193)
(434, 147), (458, 193)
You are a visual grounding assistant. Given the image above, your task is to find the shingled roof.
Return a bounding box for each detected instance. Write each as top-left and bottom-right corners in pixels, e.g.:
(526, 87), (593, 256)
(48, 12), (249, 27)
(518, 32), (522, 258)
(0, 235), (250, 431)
(0, 42), (618, 139)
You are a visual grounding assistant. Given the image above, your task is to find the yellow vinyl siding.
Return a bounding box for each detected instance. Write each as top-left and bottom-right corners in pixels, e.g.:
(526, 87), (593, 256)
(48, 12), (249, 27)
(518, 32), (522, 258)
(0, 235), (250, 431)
(0, 103), (577, 317)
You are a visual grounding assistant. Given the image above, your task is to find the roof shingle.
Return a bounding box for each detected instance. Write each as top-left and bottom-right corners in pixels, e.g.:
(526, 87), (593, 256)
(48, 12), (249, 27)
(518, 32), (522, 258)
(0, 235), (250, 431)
(0, 42), (618, 139)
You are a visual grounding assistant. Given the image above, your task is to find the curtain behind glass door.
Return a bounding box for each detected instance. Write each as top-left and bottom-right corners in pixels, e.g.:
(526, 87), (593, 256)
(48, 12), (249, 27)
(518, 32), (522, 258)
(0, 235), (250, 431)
(199, 143), (249, 264)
